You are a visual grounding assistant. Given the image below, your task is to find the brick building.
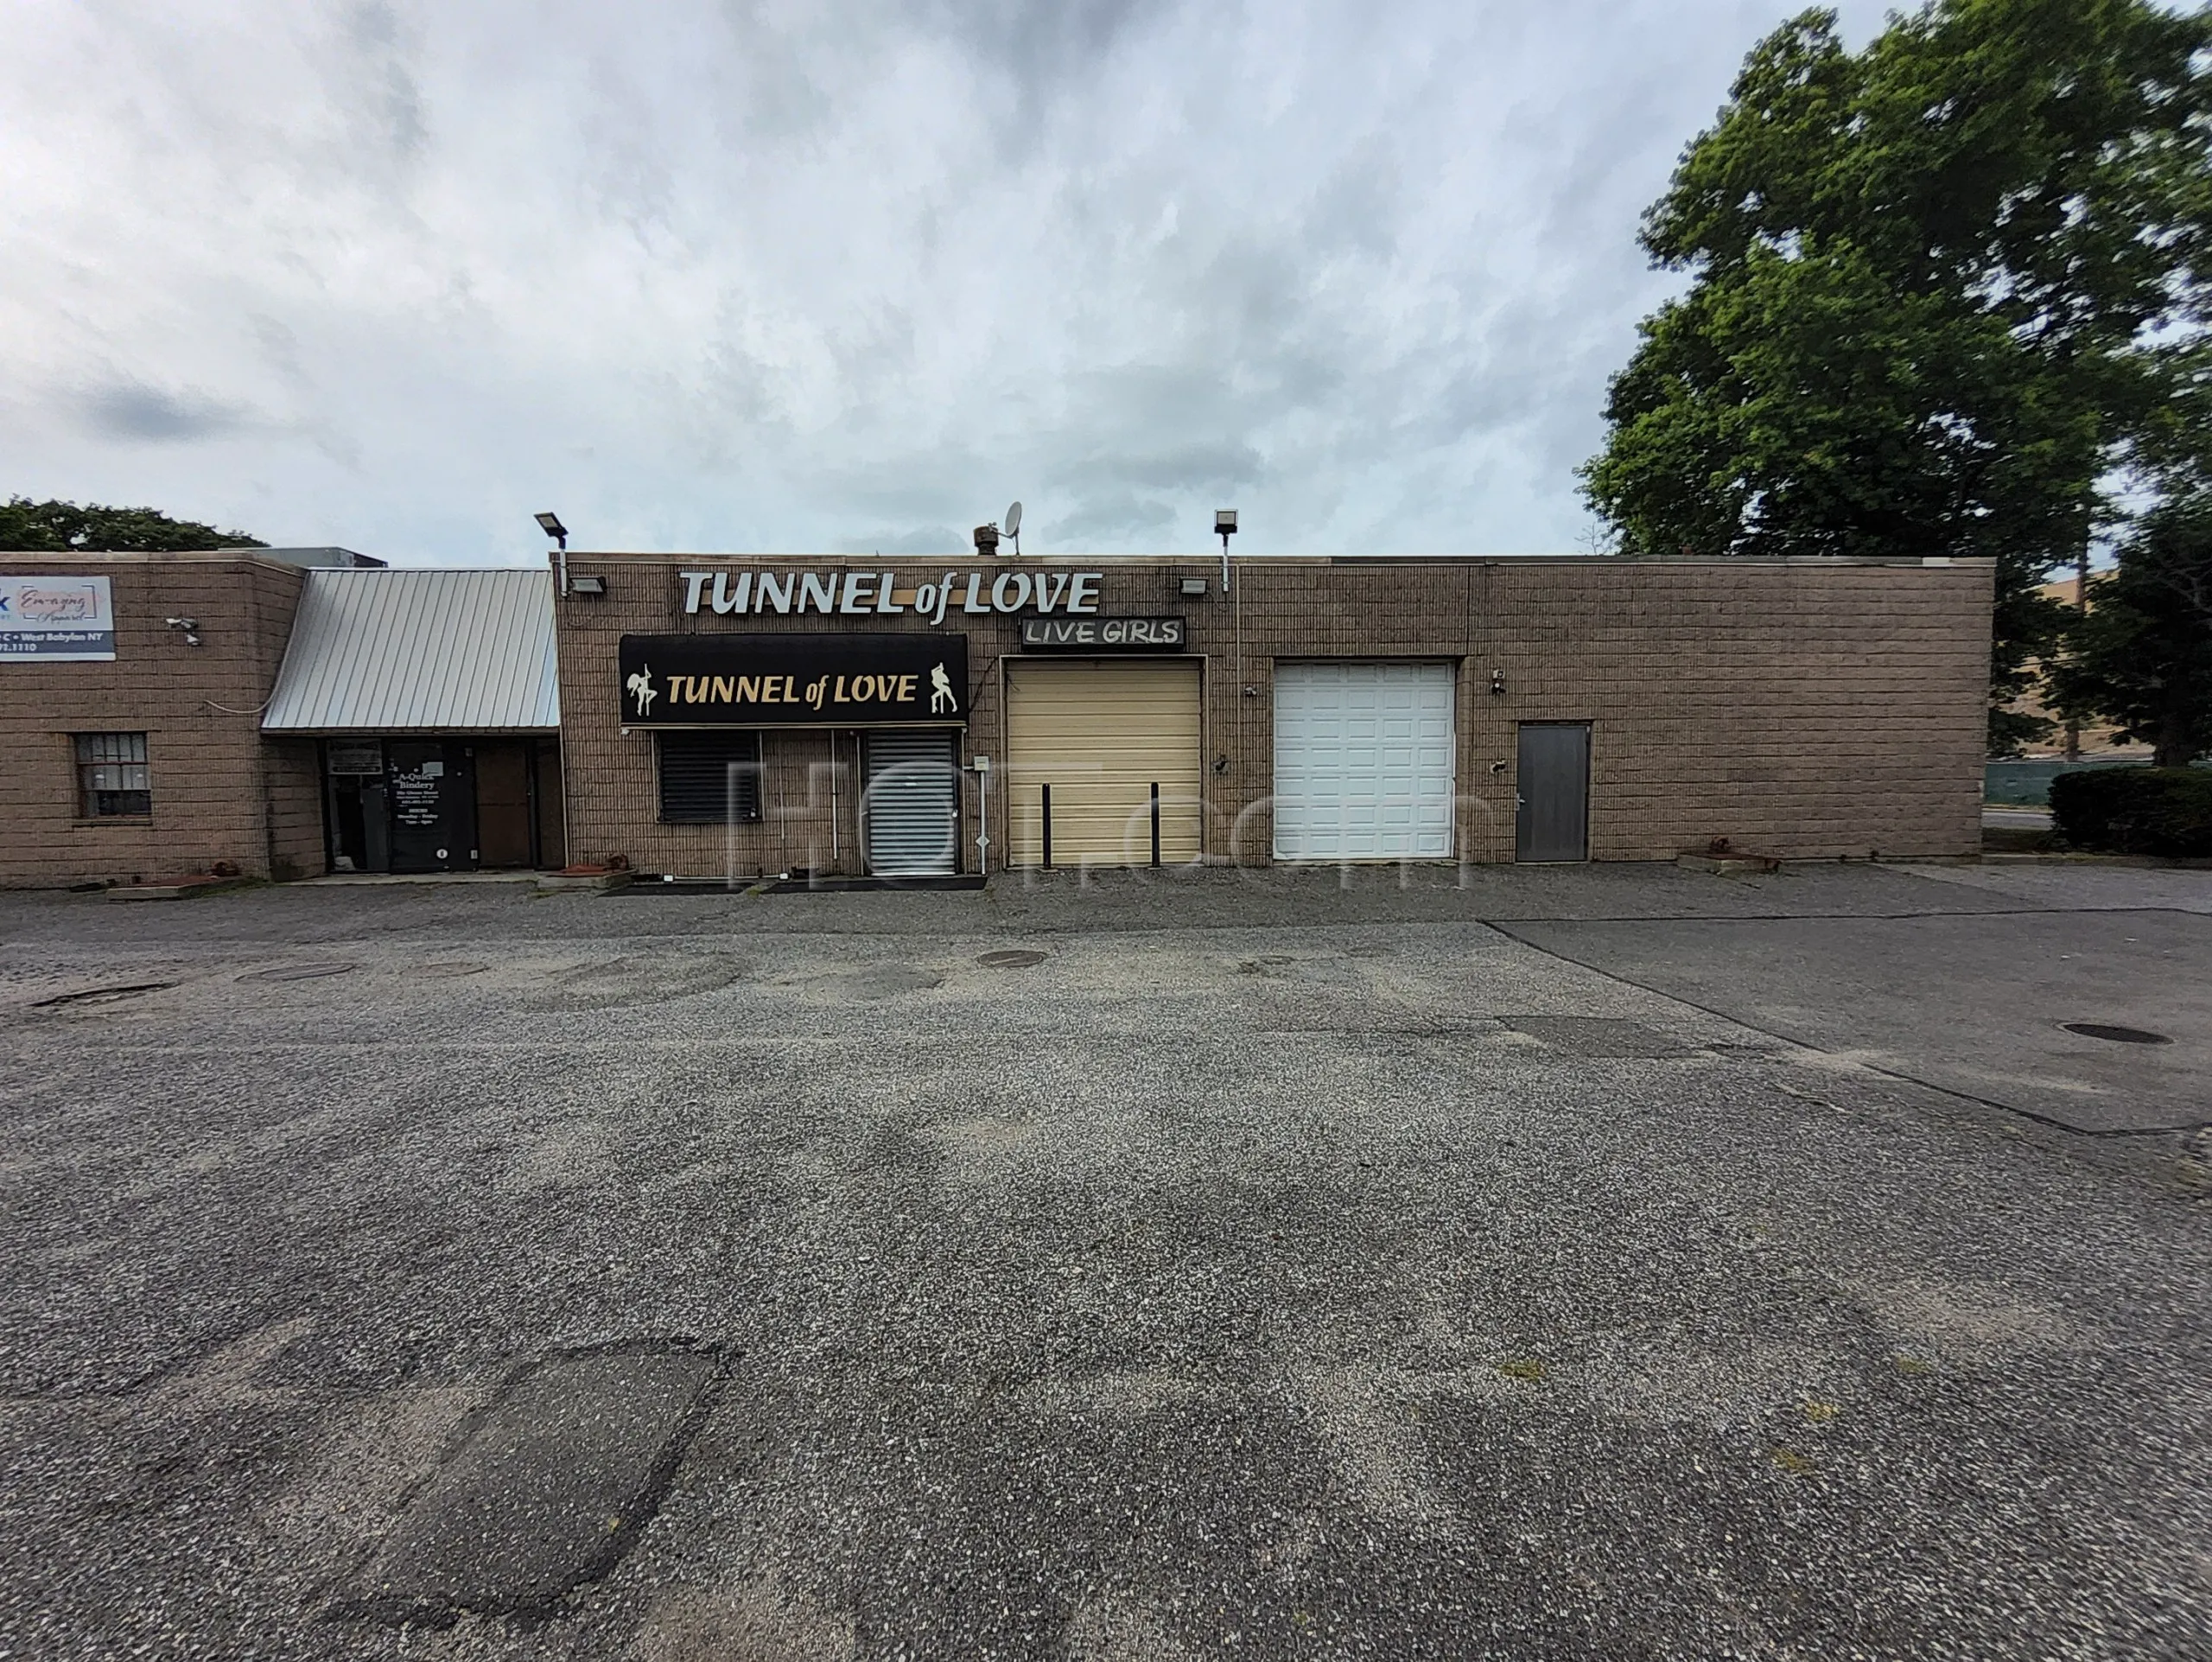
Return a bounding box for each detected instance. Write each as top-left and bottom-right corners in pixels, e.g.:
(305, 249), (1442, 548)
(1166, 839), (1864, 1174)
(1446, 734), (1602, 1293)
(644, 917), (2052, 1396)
(0, 553), (563, 886)
(0, 548), (1993, 887)
(0, 551), (330, 886)
(555, 552), (1994, 879)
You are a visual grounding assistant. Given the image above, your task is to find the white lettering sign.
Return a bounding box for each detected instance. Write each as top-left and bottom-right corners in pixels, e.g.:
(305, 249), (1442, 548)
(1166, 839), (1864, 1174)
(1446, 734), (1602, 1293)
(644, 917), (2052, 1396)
(678, 568), (1103, 625)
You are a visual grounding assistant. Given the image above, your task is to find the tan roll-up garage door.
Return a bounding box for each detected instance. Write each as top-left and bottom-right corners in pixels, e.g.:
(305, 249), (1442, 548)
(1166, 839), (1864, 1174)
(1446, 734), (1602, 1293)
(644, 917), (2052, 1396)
(1006, 660), (1202, 866)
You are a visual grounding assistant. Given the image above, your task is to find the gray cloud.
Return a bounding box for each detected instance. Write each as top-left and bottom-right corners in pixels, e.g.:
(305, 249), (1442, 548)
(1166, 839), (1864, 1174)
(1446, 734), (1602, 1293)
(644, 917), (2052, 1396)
(1041, 492), (1177, 545)
(1061, 441), (1265, 494)
(0, 0), (1903, 561)
(78, 382), (255, 443)
(344, 2), (427, 164)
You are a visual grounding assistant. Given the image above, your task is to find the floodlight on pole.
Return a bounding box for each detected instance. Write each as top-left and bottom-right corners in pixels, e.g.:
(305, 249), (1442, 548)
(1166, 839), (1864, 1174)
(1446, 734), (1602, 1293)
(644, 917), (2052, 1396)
(536, 512), (570, 594)
(1215, 508), (1237, 591)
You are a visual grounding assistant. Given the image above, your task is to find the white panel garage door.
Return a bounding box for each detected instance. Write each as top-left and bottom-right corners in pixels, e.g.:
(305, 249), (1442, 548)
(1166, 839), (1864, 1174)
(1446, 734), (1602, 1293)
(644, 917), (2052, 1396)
(1274, 662), (1455, 860)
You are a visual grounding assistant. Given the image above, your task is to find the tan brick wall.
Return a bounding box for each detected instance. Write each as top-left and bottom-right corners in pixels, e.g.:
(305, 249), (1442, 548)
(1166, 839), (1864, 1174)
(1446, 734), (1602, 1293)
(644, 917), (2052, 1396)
(0, 553), (313, 885)
(554, 554), (1993, 873)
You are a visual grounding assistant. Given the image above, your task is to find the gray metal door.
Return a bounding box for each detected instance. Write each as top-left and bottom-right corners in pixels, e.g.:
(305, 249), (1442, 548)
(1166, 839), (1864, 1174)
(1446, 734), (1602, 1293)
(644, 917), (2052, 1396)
(864, 729), (959, 876)
(1516, 723), (1590, 863)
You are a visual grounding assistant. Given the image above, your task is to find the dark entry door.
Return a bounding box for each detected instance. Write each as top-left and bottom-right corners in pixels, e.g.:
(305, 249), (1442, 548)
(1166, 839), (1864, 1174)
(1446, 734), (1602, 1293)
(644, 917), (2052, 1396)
(385, 741), (477, 873)
(475, 742), (535, 868)
(1516, 723), (1591, 863)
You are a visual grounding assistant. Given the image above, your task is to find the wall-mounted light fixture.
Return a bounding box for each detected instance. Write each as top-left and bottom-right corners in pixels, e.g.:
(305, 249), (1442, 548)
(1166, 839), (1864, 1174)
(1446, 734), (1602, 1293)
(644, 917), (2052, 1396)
(1490, 668), (1506, 695)
(569, 574), (607, 595)
(1179, 576), (1210, 597)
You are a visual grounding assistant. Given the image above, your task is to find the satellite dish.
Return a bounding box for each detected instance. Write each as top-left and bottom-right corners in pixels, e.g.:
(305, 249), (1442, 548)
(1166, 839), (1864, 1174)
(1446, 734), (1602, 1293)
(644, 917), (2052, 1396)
(1003, 500), (1022, 538)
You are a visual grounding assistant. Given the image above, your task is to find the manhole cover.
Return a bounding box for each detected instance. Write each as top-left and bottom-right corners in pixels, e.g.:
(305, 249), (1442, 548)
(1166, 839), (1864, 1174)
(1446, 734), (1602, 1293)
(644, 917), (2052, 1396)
(2061, 1022), (2171, 1046)
(979, 950), (1047, 969)
(242, 964), (357, 984)
(33, 981), (175, 1009)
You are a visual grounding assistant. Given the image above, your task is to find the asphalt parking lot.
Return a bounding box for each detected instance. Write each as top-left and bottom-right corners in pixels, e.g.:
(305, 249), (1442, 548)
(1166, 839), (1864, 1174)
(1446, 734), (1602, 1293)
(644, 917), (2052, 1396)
(2, 861), (2207, 1660)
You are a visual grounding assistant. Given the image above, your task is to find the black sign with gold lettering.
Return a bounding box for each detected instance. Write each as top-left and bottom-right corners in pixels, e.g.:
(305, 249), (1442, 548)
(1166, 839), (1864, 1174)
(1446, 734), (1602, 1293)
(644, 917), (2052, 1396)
(619, 634), (969, 726)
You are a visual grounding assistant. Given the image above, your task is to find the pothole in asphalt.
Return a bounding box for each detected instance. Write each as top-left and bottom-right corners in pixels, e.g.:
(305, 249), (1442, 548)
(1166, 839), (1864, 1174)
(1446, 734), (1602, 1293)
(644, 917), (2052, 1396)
(32, 981), (176, 1008)
(979, 950), (1048, 968)
(240, 964), (356, 984)
(2060, 1022), (2172, 1046)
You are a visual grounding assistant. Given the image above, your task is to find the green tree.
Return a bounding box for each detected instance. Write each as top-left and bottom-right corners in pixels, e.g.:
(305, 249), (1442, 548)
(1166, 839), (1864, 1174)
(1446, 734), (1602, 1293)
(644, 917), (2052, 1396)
(0, 496), (265, 552)
(2050, 491), (2212, 765)
(1580, 0), (2212, 752)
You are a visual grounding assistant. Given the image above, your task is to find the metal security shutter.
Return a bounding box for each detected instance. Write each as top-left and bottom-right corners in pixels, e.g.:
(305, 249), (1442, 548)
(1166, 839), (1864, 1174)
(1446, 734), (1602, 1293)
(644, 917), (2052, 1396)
(1273, 663), (1455, 860)
(1005, 661), (1202, 867)
(658, 732), (762, 824)
(864, 729), (960, 876)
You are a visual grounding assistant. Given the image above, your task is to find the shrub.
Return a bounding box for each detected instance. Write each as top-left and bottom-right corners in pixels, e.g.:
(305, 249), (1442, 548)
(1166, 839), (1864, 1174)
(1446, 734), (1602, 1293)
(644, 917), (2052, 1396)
(2049, 767), (2212, 857)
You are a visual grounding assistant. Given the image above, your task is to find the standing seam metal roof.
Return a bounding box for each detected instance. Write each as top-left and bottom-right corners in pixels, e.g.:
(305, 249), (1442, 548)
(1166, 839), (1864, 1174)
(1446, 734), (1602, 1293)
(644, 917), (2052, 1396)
(261, 568), (560, 733)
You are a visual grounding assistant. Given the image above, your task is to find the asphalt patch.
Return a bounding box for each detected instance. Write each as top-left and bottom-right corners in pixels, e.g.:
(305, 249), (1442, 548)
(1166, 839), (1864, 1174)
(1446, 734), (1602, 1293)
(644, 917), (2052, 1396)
(1502, 1015), (1687, 1058)
(524, 955), (750, 1009)
(339, 1342), (724, 1626)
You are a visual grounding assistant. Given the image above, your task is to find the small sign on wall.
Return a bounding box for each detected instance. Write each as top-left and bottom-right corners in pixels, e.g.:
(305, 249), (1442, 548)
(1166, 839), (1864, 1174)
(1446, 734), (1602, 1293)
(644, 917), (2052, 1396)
(1019, 615), (1185, 651)
(0, 576), (116, 661)
(327, 741), (384, 775)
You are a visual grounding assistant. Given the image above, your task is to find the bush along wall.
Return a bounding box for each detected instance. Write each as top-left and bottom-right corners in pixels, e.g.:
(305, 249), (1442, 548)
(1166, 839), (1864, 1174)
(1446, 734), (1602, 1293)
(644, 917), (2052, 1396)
(2049, 767), (2212, 857)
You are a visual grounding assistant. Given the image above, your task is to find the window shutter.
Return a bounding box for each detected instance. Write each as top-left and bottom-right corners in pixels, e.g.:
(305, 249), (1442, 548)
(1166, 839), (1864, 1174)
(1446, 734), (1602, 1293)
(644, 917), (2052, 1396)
(658, 732), (762, 823)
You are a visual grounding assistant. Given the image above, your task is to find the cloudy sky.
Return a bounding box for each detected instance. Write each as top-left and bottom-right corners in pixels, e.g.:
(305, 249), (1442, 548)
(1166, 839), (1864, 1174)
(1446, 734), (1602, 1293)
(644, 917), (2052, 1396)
(0, 0), (1896, 564)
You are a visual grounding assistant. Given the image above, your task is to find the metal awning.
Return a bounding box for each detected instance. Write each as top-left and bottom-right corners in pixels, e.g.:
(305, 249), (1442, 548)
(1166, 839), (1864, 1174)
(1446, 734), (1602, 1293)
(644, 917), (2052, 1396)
(263, 568), (559, 734)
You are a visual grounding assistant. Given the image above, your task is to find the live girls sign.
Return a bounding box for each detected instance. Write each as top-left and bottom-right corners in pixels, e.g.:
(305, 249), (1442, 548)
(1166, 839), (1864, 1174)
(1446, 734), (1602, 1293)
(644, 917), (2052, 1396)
(678, 567), (1103, 627)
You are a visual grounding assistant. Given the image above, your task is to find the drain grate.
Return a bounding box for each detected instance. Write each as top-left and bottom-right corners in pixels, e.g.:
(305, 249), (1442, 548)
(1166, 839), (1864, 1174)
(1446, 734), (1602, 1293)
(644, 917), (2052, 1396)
(2061, 1022), (2171, 1046)
(33, 981), (175, 1009)
(979, 950), (1047, 969)
(241, 964), (356, 984)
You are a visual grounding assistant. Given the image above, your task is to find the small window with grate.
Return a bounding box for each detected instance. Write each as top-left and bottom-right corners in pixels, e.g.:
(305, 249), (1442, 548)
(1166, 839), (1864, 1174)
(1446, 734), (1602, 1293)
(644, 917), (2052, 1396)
(657, 730), (763, 824)
(75, 732), (151, 818)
